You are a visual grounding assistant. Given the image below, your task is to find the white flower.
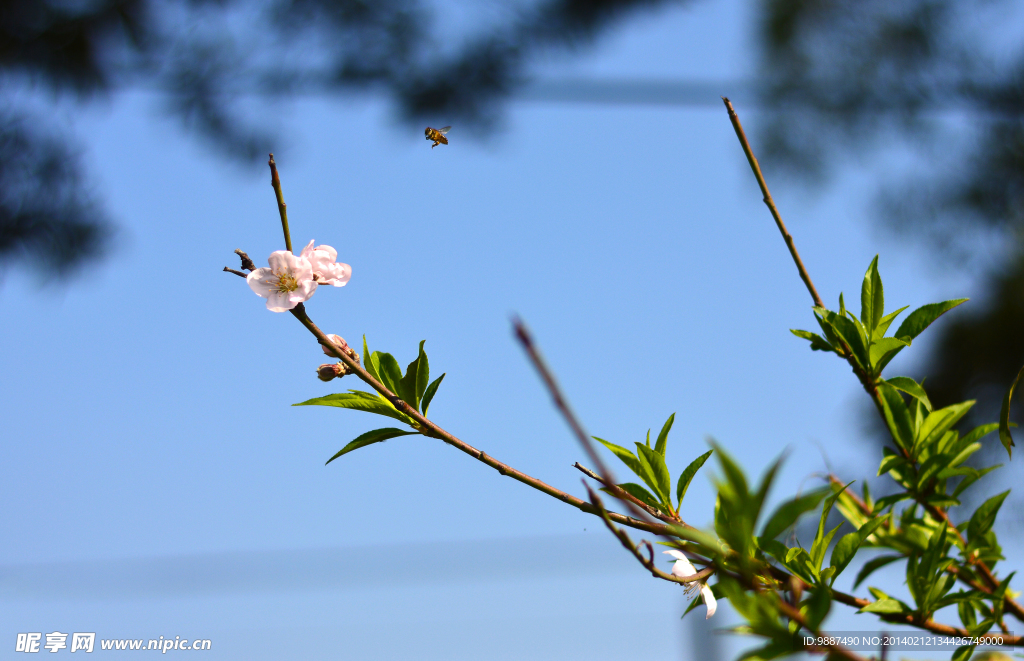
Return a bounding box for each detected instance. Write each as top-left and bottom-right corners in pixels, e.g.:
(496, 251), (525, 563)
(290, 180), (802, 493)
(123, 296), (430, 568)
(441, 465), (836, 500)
(300, 240), (351, 287)
(246, 250), (317, 312)
(664, 550), (717, 619)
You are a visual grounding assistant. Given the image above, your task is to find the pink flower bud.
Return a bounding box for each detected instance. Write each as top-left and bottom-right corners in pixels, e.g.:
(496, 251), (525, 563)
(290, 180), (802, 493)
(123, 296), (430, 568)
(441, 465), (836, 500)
(322, 334), (349, 357)
(317, 363), (344, 381)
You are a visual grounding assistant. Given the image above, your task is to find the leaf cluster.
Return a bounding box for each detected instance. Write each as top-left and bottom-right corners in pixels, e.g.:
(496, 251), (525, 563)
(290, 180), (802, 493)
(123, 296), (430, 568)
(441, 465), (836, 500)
(293, 337), (445, 463)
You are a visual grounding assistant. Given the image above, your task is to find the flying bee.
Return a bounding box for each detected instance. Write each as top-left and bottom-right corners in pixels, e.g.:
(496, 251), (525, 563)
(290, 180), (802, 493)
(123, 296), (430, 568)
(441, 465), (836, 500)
(425, 126), (450, 149)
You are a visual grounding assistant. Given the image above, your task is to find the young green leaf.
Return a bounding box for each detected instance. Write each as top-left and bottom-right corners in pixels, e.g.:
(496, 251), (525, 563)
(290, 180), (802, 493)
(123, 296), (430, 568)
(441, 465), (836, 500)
(760, 488), (830, 541)
(873, 305), (910, 341)
(636, 443), (672, 505)
(421, 373), (445, 416)
(817, 307), (870, 369)
(859, 598), (909, 615)
(363, 336), (382, 384)
(917, 401), (975, 454)
(325, 427), (418, 464)
(877, 383), (916, 453)
(999, 362), (1023, 459)
(810, 483), (851, 572)
(893, 299), (969, 344)
(415, 341), (430, 402)
(398, 341), (425, 410)
(884, 376), (933, 412)
(375, 352), (404, 398)
(293, 390), (418, 426)
(676, 449), (713, 506)
(593, 437), (643, 479)
(967, 490), (1010, 545)
(869, 337), (909, 375)
(828, 516), (886, 585)
(654, 413), (675, 457)
(790, 329), (837, 353)
(860, 255), (884, 334)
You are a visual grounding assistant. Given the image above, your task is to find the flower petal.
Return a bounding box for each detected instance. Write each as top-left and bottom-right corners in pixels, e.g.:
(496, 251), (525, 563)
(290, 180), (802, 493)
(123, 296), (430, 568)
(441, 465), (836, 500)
(700, 584), (717, 619)
(246, 268), (277, 298)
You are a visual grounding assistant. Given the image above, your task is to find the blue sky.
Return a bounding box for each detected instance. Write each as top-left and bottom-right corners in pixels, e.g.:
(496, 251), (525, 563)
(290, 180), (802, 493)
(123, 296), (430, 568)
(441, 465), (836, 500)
(1, 1), (1012, 659)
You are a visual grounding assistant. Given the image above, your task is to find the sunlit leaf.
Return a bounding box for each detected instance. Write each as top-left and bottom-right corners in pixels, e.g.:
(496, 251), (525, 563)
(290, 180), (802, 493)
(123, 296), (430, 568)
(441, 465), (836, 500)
(594, 437), (643, 479)
(860, 255), (884, 334)
(421, 373), (445, 416)
(654, 413), (675, 457)
(893, 299), (968, 344)
(676, 449), (713, 506)
(325, 427), (418, 464)
(884, 376), (932, 411)
(294, 390), (417, 426)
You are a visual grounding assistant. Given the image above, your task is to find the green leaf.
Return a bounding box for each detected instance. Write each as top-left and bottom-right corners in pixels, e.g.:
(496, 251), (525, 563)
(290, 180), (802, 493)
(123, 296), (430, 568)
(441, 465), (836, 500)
(873, 305), (909, 341)
(760, 488), (830, 541)
(814, 306), (870, 368)
(790, 329), (836, 353)
(869, 337), (909, 374)
(999, 363), (1023, 459)
(362, 336), (381, 383)
(877, 382), (916, 453)
(325, 427), (418, 464)
(853, 554), (902, 589)
(421, 373), (445, 416)
(893, 299), (969, 344)
(860, 255), (884, 334)
(676, 449), (713, 505)
(829, 516), (887, 585)
(859, 598), (909, 614)
(375, 352), (404, 397)
(398, 341), (425, 410)
(293, 390), (417, 426)
(593, 437), (643, 479)
(415, 341), (430, 401)
(967, 490), (1010, 545)
(884, 376), (932, 412)
(654, 413), (675, 457)
(637, 443), (672, 505)
(811, 483), (851, 572)
(917, 401), (975, 453)
(601, 483), (662, 512)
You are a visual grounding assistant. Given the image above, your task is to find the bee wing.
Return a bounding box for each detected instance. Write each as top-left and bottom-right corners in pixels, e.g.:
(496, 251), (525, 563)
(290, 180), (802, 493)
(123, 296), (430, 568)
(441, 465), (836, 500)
(438, 126), (451, 134)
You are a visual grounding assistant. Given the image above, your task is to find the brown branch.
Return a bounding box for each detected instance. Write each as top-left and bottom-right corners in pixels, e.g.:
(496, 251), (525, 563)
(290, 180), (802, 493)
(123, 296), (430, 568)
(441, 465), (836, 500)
(722, 97), (823, 309)
(284, 302), (673, 536)
(223, 267), (247, 278)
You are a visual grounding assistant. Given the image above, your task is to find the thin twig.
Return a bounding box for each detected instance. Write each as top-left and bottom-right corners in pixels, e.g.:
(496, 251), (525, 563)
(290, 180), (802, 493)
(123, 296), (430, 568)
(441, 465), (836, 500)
(234, 249), (256, 272)
(722, 97), (823, 309)
(268, 154), (292, 253)
(513, 318), (670, 531)
(223, 267), (247, 278)
(282, 302), (672, 536)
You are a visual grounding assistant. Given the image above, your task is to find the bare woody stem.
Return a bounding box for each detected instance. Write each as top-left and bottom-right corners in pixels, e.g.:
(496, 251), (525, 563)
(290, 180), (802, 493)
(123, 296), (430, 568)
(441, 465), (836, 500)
(268, 154), (292, 253)
(722, 97), (823, 309)
(724, 99), (1024, 626)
